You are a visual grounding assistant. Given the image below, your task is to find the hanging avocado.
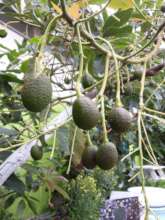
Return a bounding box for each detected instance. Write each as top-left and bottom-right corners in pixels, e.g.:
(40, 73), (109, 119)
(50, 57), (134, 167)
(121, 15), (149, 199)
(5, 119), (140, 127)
(96, 142), (118, 170)
(72, 96), (100, 130)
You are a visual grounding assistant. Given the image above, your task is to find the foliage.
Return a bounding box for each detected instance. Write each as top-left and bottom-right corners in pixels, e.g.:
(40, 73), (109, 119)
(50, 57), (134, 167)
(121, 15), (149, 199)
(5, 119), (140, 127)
(67, 174), (102, 220)
(0, 0), (165, 219)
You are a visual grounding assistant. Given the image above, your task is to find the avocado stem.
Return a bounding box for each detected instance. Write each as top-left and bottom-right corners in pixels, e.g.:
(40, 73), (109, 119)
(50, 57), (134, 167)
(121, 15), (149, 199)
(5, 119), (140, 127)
(87, 132), (93, 146)
(97, 53), (110, 98)
(101, 97), (108, 143)
(138, 60), (149, 220)
(66, 127), (77, 174)
(34, 14), (62, 78)
(95, 37), (123, 107)
(76, 24), (84, 97)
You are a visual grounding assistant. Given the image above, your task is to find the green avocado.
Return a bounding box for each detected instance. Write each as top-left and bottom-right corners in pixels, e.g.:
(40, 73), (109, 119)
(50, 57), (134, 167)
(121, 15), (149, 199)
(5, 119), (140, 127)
(96, 142), (118, 170)
(0, 29), (7, 38)
(72, 96), (100, 130)
(31, 146), (43, 160)
(82, 73), (95, 89)
(109, 107), (132, 133)
(21, 74), (52, 112)
(82, 145), (98, 169)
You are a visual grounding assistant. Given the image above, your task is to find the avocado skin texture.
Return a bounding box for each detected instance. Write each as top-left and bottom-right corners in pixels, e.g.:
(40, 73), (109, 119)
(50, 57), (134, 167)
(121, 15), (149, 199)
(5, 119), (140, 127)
(21, 74), (52, 112)
(96, 142), (118, 170)
(72, 96), (100, 130)
(0, 29), (7, 38)
(31, 146), (43, 160)
(82, 145), (98, 169)
(109, 107), (132, 133)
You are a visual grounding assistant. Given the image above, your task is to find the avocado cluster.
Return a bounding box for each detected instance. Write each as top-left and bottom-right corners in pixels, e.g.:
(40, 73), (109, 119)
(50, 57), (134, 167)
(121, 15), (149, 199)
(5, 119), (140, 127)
(21, 74), (52, 112)
(72, 96), (100, 130)
(82, 142), (118, 170)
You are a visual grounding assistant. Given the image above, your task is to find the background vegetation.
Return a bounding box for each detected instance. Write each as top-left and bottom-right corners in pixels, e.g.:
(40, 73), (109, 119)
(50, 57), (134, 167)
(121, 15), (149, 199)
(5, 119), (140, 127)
(0, 0), (165, 219)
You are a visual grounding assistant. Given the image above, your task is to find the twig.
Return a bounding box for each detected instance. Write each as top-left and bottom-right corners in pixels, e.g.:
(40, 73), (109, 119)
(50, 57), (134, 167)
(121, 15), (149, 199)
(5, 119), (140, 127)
(138, 60), (149, 219)
(76, 24), (84, 97)
(50, 130), (56, 159)
(101, 97), (108, 143)
(75, 0), (111, 25)
(142, 112), (165, 124)
(121, 147), (139, 162)
(144, 107), (165, 117)
(66, 127), (77, 174)
(141, 118), (158, 164)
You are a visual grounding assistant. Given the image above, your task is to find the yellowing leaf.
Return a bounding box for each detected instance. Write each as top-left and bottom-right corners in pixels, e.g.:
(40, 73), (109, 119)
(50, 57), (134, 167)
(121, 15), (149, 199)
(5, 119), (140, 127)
(51, 1), (62, 14)
(109, 0), (133, 10)
(51, 0), (87, 20)
(67, 2), (82, 19)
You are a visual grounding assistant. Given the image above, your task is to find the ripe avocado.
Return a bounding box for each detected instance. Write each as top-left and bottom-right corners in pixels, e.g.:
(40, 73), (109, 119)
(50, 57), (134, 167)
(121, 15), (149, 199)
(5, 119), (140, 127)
(31, 146), (43, 160)
(82, 145), (98, 169)
(21, 74), (52, 112)
(72, 96), (100, 130)
(109, 107), (132, 133)
(96, 142), (118, 170)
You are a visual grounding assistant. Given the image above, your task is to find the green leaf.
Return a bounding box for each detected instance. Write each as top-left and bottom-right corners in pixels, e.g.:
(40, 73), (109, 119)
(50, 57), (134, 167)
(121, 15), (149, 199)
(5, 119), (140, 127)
(7, 50), (20, 62)
(20, 58), (35, 73)
(53, 184), (70, 200)
(105, 9), (133, 27)
(4, 195), (16, 209)
(104, 25), (132, 37)
(4, 174), (25, 195)
(16, 199), (26, 219)
(69, 124), (86, 166)
(103, 9), (133, 37)
(24, 195), (38, 215)
(0, 127), (18, 136)
(0, 73), (23, 83)
(89, 0), (105, 4)
(56, 126), (70, 155)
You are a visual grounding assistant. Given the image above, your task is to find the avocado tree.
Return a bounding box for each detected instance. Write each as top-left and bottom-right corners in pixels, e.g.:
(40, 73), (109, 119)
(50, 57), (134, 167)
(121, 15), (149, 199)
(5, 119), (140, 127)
(0, 0), (165, 219)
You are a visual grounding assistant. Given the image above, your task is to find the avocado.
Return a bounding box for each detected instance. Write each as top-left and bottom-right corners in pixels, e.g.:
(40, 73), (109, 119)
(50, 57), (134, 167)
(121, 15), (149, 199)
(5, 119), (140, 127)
(0, 29), (7, 38)
(161, 5), (165, 12)
(21, 74), (52, 112)
(82, 145), (98, 169)
(96, 142), (118, 170)
(109, 107), (132, 133)
(82, 73), (95, 89)
(72, 96), (100, 130)
(31, 145), (43, 160)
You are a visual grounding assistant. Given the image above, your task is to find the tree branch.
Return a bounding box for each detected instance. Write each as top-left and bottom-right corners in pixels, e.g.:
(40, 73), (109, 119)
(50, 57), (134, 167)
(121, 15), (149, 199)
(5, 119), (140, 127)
(0, 107), (72, 186)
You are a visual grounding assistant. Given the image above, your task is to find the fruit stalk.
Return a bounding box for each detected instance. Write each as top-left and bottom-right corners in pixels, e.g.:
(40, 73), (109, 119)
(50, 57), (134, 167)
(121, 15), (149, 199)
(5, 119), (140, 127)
(87, 132), (93, 146)
(101, 97), (108, 143)
(97, 37), (122, 107)
(98, 53), (110, 97)
(35, 14), (62, 77)
(66, 127), (77, 174)
(138, 60), (149, 219)
(50, 130), (56, 159)
(76, 24), (84, 97)
(107, 41), (122, 107)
